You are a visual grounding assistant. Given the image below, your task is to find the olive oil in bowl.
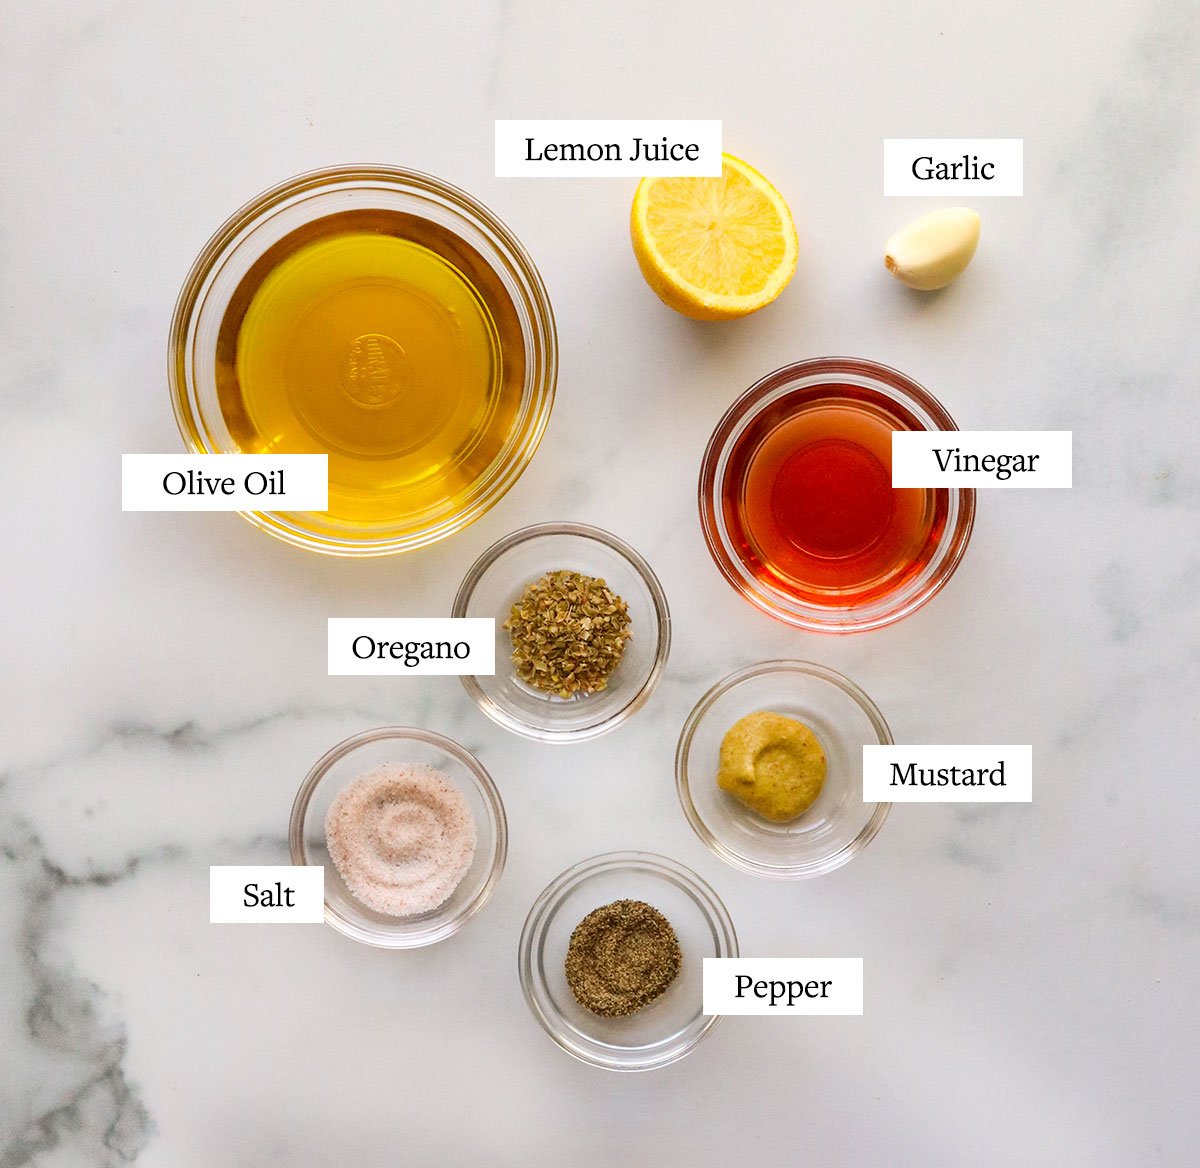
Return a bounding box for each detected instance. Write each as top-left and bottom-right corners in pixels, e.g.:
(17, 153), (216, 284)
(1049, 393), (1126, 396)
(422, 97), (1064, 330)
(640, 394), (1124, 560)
(216, 209), (525, 537)
(171, 168), (557, 555)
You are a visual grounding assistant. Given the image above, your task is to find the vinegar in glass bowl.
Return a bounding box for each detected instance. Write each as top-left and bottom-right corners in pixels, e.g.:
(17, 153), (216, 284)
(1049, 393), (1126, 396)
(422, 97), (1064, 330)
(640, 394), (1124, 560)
(699, 358), (974, 632)
(723, 382), (949, 609)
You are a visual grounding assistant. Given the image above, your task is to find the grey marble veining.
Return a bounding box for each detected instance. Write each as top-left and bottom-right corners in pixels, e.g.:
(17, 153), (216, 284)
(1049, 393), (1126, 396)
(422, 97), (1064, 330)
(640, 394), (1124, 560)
(2, 0), (1198, 1164)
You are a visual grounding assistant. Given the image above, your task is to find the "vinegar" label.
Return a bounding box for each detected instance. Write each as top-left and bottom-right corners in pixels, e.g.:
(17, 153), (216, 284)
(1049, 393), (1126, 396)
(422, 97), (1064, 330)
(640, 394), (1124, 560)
(891, 431), (1072, 488)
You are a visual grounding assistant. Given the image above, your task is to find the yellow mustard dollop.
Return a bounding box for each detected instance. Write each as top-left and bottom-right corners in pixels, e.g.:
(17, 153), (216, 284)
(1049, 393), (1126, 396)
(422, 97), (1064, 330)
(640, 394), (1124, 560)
(717, 711), (827, 822)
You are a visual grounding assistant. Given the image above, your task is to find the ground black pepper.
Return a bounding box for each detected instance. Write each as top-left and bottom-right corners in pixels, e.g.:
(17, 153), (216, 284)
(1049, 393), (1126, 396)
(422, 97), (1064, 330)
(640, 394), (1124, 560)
(564, 899), (681, 1017)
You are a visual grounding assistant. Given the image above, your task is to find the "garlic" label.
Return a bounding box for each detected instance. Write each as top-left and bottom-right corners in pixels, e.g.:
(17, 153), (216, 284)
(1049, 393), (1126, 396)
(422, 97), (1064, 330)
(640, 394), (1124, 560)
(883, 138), (1023, 196)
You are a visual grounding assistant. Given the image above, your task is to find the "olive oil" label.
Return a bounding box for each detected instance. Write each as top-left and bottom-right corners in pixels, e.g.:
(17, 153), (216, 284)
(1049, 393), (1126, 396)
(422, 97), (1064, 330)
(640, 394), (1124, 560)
(122, 454), (327, 510)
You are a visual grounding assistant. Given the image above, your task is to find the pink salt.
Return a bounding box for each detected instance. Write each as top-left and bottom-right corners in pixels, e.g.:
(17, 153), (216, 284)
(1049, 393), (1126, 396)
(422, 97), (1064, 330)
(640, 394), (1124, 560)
(325, 763), (477, 918)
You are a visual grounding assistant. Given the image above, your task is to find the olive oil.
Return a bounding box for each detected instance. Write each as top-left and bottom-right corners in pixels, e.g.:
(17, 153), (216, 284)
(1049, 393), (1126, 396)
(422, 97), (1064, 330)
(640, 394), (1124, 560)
(214, 209), (526, 538)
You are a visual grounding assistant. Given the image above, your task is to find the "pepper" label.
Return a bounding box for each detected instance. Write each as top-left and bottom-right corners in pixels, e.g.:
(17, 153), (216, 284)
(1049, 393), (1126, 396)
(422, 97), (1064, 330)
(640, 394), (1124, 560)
(703, 958), (864, 1015)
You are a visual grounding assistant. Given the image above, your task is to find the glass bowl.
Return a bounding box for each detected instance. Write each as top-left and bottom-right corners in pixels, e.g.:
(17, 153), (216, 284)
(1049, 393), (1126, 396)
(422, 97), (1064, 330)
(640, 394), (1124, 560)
(518, 851), (738, 1071)
(170, 165), (557, 555)
(453, 523), (671, 742)
(288, 726), (507, 947)
(698, 356), (975, 632)
(676, 661), (892, 878)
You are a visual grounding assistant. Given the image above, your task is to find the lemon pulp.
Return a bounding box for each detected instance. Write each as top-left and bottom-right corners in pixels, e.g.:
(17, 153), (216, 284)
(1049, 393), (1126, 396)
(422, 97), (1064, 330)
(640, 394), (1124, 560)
(630, 153), (798, 320)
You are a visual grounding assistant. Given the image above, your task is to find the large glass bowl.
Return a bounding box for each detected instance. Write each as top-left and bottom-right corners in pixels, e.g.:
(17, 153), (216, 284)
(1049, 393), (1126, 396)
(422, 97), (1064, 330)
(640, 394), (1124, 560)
(170, 165), (557, 555)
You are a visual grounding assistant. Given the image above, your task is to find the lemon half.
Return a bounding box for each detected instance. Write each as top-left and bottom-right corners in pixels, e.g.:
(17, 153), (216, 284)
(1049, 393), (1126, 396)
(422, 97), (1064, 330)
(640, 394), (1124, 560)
(630, 153), (798, 320)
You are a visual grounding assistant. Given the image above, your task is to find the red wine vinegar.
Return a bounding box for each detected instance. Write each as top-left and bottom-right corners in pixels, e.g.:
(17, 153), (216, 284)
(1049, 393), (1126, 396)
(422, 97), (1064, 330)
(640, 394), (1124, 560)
(721, 383), (949, 607)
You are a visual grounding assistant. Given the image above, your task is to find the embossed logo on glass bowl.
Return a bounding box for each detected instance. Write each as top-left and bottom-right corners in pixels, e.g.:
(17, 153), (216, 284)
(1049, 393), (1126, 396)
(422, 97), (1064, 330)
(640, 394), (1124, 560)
(340, 333), (405, 407)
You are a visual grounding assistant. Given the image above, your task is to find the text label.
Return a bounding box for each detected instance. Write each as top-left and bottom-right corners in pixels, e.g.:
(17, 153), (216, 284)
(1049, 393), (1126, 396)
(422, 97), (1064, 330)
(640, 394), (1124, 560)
(122, 454), (328, 511)
(327, 618), (495, 676)
(884, 138), (1023, 196)
(863, 745), (1033, 803)
(892, 431), (1072, 488)
(703, 958), (864, 1015)
(496, 120), (722, 177)
(210, 866), (324, 923)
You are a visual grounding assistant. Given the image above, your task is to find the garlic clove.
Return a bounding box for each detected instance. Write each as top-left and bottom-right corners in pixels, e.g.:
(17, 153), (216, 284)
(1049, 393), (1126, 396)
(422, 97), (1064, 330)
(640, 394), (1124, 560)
(884, 207), (981, 291)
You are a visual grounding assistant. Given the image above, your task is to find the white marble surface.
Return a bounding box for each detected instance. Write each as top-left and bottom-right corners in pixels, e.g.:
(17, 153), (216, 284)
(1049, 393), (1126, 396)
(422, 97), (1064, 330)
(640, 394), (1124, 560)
(2, 1), (1197, 1164)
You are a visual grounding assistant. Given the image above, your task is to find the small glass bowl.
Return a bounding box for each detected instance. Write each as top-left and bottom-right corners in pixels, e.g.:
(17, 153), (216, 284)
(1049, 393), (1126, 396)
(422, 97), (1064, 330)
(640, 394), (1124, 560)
(518, 852), (738, 1071)
(170, 165), (557, 556)
(288, 726), (507, 947)
(453, 523), (671, 742)
(698, 356), (975, 632)
(676, 661), (892, 878)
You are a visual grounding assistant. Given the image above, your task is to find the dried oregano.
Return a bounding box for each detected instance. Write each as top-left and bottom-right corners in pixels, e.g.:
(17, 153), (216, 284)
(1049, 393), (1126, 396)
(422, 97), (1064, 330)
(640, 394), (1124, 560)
(503, 569), (632, 698)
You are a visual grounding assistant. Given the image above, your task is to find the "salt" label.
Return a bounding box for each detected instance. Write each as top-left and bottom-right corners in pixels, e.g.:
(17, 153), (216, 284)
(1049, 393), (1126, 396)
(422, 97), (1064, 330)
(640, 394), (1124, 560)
(210, 866), (324, 923)
(703, 958), (864, 1016)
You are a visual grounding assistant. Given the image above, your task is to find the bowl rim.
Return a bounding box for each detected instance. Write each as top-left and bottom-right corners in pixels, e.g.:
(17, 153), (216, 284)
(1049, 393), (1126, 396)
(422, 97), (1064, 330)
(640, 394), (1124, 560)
(698, 355), (976, 632)
(517, 850), (738, 1071)
(288, 724), (508, 947)
(168, 163), (558, 557)
(675, 659), (893, 879)
(453, 521), (672, 742)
